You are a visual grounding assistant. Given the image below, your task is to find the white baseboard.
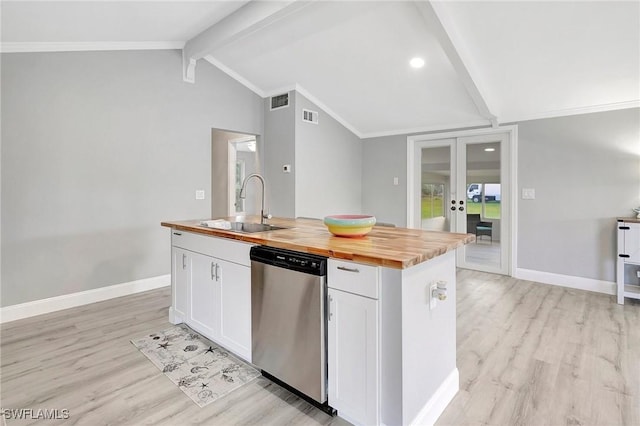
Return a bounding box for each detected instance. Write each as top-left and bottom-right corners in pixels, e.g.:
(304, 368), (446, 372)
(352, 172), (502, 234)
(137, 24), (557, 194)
(515, 268), (616, 295)
(410, 368), (459, 426)
(0, 275), (170, 324)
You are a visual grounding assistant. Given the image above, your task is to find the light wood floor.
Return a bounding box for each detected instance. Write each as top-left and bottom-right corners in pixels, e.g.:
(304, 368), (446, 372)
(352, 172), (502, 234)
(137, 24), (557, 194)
(1, 271), (638, 425)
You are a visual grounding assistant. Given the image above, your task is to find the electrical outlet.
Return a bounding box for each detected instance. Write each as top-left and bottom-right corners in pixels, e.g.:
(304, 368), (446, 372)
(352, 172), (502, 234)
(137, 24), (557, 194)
(283, 164), (291, 173)
(195, 190), (205, 200)
(429, 282), (438, 310)
(636, 270), (640, 279)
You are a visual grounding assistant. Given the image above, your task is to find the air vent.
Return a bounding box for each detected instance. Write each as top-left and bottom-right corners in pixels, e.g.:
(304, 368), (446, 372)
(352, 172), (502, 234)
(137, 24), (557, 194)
(270, 93), (289, 110)
(302, 109), (318, 124)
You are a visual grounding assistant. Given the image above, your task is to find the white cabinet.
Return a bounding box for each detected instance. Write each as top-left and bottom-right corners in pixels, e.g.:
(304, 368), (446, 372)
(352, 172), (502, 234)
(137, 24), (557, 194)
(327, 259), (380, 426)
(190, 252), (220, 339)
(170, 247), (190, 324)
(217, 258), (252, 357)
(328, 288), (379, 426)
(169, 230), (253, 361)
(617, 220), (640, 304)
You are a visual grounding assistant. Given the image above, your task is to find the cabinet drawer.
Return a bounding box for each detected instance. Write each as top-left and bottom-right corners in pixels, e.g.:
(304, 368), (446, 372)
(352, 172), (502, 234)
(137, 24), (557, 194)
(328, 259), (379, 299)
(171, 230), (253, 266)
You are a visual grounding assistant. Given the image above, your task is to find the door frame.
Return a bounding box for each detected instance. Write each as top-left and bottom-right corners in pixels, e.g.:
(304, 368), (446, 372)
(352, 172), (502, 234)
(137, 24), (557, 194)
(407, 125), (518, 276)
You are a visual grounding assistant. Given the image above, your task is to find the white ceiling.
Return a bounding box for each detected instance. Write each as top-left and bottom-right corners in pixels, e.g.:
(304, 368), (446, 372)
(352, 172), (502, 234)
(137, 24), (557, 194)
(2, 1), (639, 138)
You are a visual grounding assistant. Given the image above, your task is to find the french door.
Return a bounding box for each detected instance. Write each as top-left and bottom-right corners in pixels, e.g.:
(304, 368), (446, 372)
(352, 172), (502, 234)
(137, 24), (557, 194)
(408, 130), (513, 275)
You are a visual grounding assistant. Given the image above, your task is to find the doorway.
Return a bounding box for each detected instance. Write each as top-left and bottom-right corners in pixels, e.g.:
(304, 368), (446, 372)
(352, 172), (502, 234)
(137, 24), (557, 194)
(211, 129), (260, 218)
(407, 127), (516, 276)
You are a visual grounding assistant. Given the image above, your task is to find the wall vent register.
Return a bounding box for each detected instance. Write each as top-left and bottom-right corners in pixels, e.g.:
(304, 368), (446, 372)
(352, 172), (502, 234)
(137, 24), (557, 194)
(302, 109), (319, 124)
(270, 93), (289, 110)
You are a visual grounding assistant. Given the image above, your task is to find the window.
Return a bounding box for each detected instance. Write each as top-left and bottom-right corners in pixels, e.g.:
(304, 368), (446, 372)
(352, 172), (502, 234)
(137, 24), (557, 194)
(421, 183), (445, 219)
(466, 183), (501, 219)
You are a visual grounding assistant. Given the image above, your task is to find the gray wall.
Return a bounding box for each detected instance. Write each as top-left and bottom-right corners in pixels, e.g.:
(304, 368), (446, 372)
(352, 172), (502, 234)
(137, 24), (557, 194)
(295, 93), (362, 218)
(517, 108), (640, 282)
(361, 108), (640, 282)
(361, 134), (408, 227)
(263, 93), (296, 218)
(1, 50), (263, 307)
(263, 91), (363, 219)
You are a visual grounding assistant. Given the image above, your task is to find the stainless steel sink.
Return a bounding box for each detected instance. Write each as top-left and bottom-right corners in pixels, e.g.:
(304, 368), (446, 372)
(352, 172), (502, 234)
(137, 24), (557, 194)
(228, 222), (287, 233)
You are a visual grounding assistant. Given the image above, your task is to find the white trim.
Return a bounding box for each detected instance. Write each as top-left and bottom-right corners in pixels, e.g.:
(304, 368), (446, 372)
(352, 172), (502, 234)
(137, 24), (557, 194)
(360, 119), (491, 139)
(417, 1), (496, 125)
(0, 42), (184, 53)
(500, 100), (640, 124)
(407, 125), (518, 276)
(510, 126), (519, 277)
(0, 275), (170, 324)
(204, 55), (266, 97)
(515, 268), (616, 295)
(169, 307), (185, 325)
(262, 84), (297, 99)
(410, 368), (459, 426)
(293, 85), (363, 138)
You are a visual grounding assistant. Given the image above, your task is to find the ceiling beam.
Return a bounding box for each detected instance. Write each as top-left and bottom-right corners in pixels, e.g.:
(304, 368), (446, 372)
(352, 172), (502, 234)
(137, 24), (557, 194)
(182, 0), (313, 83)
(415, 1), (498, 127)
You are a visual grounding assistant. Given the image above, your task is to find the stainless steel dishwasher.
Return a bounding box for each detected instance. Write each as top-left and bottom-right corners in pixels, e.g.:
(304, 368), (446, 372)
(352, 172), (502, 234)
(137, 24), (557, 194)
(250, 246), (333, 413)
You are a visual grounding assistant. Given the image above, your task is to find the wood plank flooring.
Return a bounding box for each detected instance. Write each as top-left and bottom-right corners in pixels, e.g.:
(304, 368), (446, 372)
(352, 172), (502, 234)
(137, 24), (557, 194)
(1, 271), (638, 425)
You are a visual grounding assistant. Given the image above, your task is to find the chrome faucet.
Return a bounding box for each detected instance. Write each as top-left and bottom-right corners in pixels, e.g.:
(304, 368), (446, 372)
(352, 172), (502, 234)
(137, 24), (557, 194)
(239, 173), (271, 224)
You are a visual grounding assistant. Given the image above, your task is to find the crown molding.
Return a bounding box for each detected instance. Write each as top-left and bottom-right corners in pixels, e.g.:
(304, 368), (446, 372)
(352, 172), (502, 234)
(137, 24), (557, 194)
(293, 84), (364, 139)
(360, 119), (492, 139)
(500, 100), (640, 124)
(202, 56), (365, 138)
(0, 41), (185, 53)
(203, 55), (266, 97)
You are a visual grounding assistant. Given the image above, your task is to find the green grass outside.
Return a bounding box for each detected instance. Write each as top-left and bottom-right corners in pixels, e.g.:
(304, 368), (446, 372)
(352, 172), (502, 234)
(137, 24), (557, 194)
(421, 196), (444, 219)
(422, 197), (501, 219)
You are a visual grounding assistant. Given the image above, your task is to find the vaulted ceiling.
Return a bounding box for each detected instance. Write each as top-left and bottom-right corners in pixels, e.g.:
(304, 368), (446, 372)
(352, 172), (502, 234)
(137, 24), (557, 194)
(2, 1), (638, 138)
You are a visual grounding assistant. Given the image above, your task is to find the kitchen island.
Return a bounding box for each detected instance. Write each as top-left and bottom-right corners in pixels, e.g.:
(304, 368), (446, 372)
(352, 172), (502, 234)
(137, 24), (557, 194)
(161, 217), (474, 426)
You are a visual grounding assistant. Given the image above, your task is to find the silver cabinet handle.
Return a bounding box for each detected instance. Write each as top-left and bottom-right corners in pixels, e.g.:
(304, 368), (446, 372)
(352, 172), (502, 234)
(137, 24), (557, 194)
(328, 295), (333, 321)
(215, 263), (220, 282)
(182, 253), (186, 270)
(211, 262), (216, 281)
(337, 266), (360, 273)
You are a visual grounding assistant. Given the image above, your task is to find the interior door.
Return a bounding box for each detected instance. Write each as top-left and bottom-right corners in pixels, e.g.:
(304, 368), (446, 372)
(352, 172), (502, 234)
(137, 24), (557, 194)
(456, 134), (510, 275)
(412, 132), (510, 275)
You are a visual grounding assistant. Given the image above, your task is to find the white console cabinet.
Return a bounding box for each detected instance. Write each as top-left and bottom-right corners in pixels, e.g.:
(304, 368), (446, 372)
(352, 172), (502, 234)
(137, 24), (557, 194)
(169, 230), (254, 361)
(617, 219), (640, 304)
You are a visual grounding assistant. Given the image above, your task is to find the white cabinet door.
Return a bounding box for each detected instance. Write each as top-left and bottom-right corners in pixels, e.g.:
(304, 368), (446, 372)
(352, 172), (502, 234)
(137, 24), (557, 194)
(189, 252), (221, 339)
(170, 247), (190, 324)
(217, 259), (252, 361)
(622, 223), (640, 263)
(328, 288), (379, 426)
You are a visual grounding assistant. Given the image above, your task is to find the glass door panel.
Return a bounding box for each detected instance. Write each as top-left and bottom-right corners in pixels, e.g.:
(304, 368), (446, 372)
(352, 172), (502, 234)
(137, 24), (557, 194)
(460, 141), (502, 270)
(457, 134), (509, 275)
(416, 140), (455, 232)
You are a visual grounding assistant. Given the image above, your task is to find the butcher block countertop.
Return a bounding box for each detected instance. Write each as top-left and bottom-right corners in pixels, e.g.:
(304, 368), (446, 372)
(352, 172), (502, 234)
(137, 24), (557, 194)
(618, 217), (640, 224)
(161, 217), (475, 269)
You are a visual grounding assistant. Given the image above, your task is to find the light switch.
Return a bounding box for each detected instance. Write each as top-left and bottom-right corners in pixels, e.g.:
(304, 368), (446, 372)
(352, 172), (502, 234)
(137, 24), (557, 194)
(393, 177), (399, 186)
(195, 190), (205, 200)
(522, 188), (535, 200)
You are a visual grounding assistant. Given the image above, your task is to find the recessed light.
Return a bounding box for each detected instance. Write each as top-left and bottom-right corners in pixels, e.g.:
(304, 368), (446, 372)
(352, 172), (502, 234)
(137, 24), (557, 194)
(484, 148), (495, 152)
(409, 57), (425, 68)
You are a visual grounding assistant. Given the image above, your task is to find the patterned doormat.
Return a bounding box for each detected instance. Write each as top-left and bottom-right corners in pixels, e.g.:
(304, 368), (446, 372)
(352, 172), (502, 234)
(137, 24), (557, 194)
(131, 324), (260, 407)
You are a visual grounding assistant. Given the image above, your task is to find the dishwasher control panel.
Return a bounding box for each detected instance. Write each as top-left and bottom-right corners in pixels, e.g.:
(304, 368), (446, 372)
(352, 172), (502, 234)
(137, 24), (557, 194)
(250, 246), (327, 276)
